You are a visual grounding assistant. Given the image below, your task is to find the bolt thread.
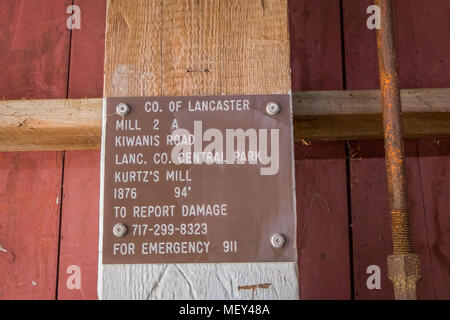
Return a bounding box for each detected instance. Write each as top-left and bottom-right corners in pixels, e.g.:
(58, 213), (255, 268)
(391, 209), (412, 254)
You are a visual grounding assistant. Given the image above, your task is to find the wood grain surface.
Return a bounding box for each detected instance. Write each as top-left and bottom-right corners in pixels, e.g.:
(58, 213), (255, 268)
(0, 0), (71, 299)
(56, 0), (107, 300)
(1, 88), (449, 151)
(99, 0), (298, 300)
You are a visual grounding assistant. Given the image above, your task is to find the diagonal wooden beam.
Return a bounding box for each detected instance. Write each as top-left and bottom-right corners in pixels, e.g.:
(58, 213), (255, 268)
(1, 88), (449, 151)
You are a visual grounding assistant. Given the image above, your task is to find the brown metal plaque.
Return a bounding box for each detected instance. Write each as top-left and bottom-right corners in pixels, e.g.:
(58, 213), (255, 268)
(102, 94), (296, 264)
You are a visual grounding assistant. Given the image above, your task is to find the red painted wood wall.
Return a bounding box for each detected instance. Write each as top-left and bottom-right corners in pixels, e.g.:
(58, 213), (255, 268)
(0, 0), (449, 300)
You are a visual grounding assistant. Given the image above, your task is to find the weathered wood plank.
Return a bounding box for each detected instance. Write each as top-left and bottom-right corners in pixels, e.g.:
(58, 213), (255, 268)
(416, 138), (450, 299)
(99, 0), (298, 300)
(290, 0), (351, 300)
(295, 142), (352, 299)
(57, 150), (101, 300)
(0, 0), (71, 300)
(289, 0), (343, 92)
(347, 140), (436, 299)
(295, 112), (450, 141)
(67, 0), (107, 100)
(0, 98), (102, 151)
(1, 88), (449, 151)
(295, 88), (450, 140)
(0, 1), (72, 100)
(294, 89), (450, 115)
(56, 0), (106, 300)
(0, 152), (64, 300)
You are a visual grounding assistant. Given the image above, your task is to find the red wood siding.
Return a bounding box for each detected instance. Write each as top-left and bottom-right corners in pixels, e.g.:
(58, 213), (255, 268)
(416, 139), (450, 299)
(0, 152), (63, 299)
(343, 0), (450, 299)
(290, 0), (352, 299)
(56, 0), (107, 300)
(0, 0), (71, 100)
(0, 0), (71, 299)
(57, 150), (100, 300)
(348, 140), (437, 299)
(295, 142), (351, 299)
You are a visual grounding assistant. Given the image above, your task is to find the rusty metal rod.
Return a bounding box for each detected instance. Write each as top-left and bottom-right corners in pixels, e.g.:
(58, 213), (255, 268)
(375, 0), (421, 300)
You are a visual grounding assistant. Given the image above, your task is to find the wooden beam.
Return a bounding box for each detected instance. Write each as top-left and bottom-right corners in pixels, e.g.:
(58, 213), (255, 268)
(1, 88), (449, 151)
(98, 0), (298, 300)
(295, 88), (450, 115)
(0, 98), (101, 151)
(294, 88), (450, 140)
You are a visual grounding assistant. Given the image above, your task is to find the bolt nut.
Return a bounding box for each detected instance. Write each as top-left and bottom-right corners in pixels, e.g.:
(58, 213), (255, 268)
(116, 103), (130, 116)
(113, 223), (128, 238)
(270, 233), (286, 249)
(266, 102), (280, 116)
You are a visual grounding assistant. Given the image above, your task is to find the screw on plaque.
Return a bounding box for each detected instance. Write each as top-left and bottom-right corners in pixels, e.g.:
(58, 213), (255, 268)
(270, 233), (286, 248)
(116, 103), (130, 116)
(266, 102), (280, 116)
(113, 223), (128, 238)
